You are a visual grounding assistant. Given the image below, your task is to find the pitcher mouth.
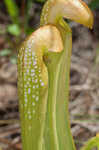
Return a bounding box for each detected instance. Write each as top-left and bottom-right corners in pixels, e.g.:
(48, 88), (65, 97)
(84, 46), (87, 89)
(41, 0), (93, 29)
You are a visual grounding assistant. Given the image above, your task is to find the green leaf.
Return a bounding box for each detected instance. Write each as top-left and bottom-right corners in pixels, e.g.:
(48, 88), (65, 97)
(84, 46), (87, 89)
(4, 0), (19, 24)
(43, 22), (75, 150)
(0, 49), (12, 56)
(81, 136), (99, 150)
(10, 55), (17, 64)
(36, 0), (45, 3)
(25, 27), (35, 35)
(7, 24), (21, 36)
(89, 0), (99, 10)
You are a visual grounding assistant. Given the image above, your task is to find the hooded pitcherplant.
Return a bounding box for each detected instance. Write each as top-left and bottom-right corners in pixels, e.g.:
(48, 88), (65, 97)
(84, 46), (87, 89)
(18, 0), (98, 150)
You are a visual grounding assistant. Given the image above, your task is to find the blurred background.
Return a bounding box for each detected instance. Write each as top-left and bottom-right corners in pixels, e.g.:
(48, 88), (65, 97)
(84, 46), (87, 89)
(0, 0), (99, 149)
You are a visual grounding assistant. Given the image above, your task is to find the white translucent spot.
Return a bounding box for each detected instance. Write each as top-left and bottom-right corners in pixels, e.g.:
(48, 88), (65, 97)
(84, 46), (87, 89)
(34, 66), (37, 69)
(32, 40), (34, 43)
(29, 48), (31, 51)
(24, 57), (27, 60)
(33, 110), (35, 114)
(32, 79), (34, 82)
(33, 61), (37, 65)
(25, 54), (27, 57)
(32, 102), (35, 106)
(35, 96), (39, 101)
(41, 82), (44, 86)
(24, 95), (27, 97)
(28, 88), (31, 94)
(31, 73), (35, 77)
(28, 115), (32, 120)
(25, 98), (28, 102)
(27, 69), (29, 73)
(31, 69), (35, 73)
(32, 95), (35, 98)
(35, 79), (38, 83)
(28, 111), (31, 114)
(28, 78), (31, 81)
(24, 103), (27, 107)
(33, 85), (35, 89)
(32, 52), (35, 56)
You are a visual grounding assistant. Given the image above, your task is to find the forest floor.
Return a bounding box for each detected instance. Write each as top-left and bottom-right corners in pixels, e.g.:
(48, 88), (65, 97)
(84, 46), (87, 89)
(0, 1), (99, 150)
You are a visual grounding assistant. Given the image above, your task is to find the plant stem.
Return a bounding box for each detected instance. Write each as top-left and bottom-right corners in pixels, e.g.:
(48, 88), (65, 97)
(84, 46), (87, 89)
(43, 27), (76, 150)
(81, 136), (99, 150)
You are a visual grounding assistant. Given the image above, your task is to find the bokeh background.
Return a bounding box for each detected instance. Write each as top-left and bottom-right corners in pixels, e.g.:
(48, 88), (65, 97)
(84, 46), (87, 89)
(0, 0), (99, 149)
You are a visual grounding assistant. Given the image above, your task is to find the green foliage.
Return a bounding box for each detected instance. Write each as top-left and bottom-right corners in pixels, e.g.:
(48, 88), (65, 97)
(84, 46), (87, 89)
(25, 27), (35, 35)
(36, 0), (46, 2)
(24, 0), (33, 32)
(4, 0), (46, 37)
(10, 55), (17, 64)
(89, 0), (99, 10)
(0, 49), (17, 64)
(7, 24), (21, 36)
(81, 136), (99, 150)
(4, 0), (19, 24)
(0, 49), (12, 56)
